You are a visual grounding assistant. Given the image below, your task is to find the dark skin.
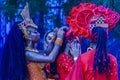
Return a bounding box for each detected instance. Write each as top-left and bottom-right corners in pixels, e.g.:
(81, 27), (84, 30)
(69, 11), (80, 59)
(25, 26), (66, 63)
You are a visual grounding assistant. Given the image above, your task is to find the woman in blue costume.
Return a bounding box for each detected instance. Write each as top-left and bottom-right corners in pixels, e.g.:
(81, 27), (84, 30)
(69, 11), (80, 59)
(0, 3), (67, 80)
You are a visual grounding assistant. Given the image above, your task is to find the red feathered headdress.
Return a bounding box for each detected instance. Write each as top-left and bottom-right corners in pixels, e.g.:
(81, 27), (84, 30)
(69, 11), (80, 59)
(66, 3), (120, 38)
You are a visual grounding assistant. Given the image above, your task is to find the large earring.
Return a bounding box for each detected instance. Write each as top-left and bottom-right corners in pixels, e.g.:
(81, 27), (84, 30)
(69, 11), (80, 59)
(22, 27), (28, 36)
(87, 43), (93, 51)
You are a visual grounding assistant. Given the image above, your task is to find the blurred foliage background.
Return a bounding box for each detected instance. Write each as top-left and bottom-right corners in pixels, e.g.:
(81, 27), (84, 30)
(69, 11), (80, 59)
(1, 0), (120, 37)
(1, 0), (48, 25)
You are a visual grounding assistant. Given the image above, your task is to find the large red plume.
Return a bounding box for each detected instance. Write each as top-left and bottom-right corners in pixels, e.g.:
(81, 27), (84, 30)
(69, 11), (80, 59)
(66, 3), (120, 38)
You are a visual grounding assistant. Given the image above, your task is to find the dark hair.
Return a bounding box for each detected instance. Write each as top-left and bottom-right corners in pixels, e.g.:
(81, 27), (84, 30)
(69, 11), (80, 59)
(44, 31), (57, 75)
(49, 37), (67, 75)
(0, 22), (28, 80)
(92, 27), (110, 75)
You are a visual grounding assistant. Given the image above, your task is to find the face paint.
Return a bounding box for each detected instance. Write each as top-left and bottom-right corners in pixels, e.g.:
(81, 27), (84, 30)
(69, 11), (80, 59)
(25, 26), (40, 42)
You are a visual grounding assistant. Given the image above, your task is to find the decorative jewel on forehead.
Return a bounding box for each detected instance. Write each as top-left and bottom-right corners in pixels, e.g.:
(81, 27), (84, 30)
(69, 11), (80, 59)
(48, 33), (55, 40)
(48, 33), (54, 37)
(89, 16), (108, 30)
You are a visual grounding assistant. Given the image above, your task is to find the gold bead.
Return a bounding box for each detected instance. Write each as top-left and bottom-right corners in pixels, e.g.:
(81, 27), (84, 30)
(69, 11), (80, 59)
(55, 38), (63, 46)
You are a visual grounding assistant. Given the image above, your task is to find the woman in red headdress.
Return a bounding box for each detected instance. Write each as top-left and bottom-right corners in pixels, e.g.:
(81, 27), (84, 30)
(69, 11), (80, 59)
(66, 27), (119, 80)
(65, 3), (119, 80)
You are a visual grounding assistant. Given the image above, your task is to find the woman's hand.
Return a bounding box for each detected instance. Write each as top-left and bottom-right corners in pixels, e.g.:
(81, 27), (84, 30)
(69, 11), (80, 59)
(70, 39), (81, 58)
(57, 26), (68, 38)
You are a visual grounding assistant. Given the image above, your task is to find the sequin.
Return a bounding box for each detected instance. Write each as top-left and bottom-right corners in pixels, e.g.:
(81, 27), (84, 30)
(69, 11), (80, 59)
(27, 62), (46, 80)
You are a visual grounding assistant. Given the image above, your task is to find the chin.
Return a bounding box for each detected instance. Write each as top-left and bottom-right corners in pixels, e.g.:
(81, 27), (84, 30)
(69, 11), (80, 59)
(32, 36), (40, 42)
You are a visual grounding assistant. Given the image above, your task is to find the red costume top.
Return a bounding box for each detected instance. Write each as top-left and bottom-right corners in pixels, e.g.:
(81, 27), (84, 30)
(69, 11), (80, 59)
(57, 52), (74, 80)
(66, 49), (118, 80)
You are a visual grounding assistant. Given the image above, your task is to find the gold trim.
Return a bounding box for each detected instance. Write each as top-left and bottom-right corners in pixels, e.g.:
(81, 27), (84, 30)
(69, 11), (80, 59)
(55, 38), (63, 46)
(25, 47), (39, 53)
